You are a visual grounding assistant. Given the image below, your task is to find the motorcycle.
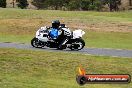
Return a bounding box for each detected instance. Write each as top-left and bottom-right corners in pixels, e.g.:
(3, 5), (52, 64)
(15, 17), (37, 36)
(31, 24), (85, 50)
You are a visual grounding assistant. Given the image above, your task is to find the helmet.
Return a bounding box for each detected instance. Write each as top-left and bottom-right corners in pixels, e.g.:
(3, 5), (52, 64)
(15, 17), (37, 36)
(52, 20), (60, 29)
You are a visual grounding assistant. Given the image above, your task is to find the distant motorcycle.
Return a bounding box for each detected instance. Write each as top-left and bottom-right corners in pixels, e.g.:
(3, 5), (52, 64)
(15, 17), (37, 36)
(31, 24), (85, 50)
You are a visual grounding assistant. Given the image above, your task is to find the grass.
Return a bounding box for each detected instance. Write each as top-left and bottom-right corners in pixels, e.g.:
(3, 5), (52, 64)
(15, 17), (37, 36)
(84, 31), (132, 49)
(0, 48), (132, 88)
(0, 8), (132, 49)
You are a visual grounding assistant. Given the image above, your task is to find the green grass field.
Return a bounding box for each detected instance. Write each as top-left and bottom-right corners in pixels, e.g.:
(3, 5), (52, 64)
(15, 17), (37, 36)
(0, 48), (132, 88)
(0, 8), (132, 88)
(0, 8), (132, 49)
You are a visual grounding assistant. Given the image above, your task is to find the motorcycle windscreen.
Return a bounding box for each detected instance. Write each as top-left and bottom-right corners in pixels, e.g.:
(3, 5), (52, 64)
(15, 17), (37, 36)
(49, 28), (59, 39)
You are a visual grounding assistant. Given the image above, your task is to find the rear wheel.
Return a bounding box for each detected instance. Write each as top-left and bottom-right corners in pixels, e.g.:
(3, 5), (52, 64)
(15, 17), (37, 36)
(70, 38), (85, 51)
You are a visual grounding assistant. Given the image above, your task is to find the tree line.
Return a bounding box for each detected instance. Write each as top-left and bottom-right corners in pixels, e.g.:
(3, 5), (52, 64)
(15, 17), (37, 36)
(0, 0), (122, 11)
(0, 0), (28, 9)
(32, 0), (121, 11)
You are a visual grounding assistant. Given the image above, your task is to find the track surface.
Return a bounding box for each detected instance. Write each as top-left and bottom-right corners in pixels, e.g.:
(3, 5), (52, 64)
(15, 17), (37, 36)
(0, 42), (132, 58)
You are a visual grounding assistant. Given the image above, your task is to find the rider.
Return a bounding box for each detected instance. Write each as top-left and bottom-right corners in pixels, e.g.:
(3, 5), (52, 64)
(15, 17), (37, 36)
(49, 20), (68, 49)
(49, 20), (60, 39)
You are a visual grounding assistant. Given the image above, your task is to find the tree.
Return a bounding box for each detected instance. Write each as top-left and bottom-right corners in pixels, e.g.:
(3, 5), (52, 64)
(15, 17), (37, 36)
(17, 0), (29, 9)
(80, 0), (102, 11)
(31, 0), (121, 11)
(32, 0), (47, 9)
(32, 0), (68, 10)
(66, 0), (102, 11)
(11, 0), (15, 8)
(0, 0), (6, 8)
(67, 0), (81, 10)
(43, 0), (66, 10)
(102, 0), (121, 11)
(129, 0), (132, 6)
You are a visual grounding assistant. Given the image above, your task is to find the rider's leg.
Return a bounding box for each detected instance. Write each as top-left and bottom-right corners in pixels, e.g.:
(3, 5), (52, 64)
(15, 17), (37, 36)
(58, 37), (69, 49)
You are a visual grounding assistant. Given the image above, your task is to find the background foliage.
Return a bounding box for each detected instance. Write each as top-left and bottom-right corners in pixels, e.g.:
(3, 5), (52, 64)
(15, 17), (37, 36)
(0, 0), (6, 8)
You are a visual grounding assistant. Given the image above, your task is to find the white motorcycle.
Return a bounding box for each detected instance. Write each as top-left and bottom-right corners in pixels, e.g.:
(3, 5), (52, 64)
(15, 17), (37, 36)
(31, 24), (85, 50)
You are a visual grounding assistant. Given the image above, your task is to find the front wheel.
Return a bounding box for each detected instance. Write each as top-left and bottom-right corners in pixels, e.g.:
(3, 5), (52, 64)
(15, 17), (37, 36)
(31, 37), (41, 48)
(70, 38), (85, 51)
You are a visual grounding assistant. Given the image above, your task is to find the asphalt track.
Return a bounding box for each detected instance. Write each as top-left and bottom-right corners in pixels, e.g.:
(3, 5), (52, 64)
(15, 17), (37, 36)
(0, 42), (132, 58)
